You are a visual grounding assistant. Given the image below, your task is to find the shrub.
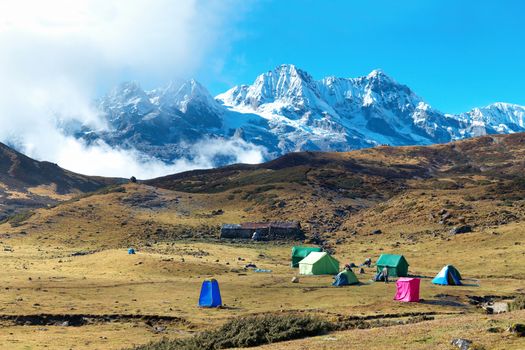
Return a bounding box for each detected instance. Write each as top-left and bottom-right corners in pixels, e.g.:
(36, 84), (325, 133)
(509, 295), (525, 311)
(0, 211), (34, 227)
(131, 314), (333, 350)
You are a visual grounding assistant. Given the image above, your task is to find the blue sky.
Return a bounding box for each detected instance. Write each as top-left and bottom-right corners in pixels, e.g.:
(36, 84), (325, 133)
(0, 0), (523, 176)
(195, 0), (525, 114)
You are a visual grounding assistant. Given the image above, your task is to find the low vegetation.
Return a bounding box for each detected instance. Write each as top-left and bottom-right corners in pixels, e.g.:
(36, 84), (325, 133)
(509, 295), (525, 311)
(0, 210), (34, 227)
(131, 314), (333, 350)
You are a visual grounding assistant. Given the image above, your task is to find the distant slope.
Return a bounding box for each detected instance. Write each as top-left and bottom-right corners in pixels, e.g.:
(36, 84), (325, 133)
(142, 132), (525, 246)
(3, 133), (525, 250)
(0, 142), (121, 219)
(145, 132), (525, 194)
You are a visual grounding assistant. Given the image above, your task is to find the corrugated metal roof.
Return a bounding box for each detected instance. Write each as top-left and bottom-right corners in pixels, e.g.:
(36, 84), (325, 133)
(240, 222), (270, 229)
(222, 221), (300, 230)
(221, 224), (242, 229)
(268, 221), (301, 229)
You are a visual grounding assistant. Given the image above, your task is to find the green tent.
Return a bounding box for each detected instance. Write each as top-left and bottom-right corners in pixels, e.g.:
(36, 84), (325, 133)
(376, 254), (409, 277)
(291, 246), (322, 267)
(299, 252), (339, 275)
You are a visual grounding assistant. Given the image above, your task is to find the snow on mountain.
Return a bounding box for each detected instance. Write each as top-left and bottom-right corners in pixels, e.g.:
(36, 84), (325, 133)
(218, 64), (464, 148)
(68, 64), (525, 167)
(452, 102), (525, 136)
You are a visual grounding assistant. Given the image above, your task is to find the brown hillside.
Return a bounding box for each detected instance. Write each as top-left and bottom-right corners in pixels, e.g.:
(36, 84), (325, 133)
(0, 142), (122, 220)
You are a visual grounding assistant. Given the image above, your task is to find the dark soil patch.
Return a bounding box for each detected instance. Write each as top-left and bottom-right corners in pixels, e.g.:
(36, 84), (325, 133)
(0, 313), (191, 328)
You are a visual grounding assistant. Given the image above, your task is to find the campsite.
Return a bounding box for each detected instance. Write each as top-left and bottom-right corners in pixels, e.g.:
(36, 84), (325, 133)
(0, 176), (524, 349)
(3, 1), (525, 348)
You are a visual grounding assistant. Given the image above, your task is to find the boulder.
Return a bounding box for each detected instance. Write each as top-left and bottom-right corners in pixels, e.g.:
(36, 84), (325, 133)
(450, 338), (472, 350)
(291, 276), (299, 283)
(442, 212), (453, 220)
(450, 225), (472, 235)
(371, 229), (382, 235)
(491, 301), (509, 314)
(508, 323), (525, 337)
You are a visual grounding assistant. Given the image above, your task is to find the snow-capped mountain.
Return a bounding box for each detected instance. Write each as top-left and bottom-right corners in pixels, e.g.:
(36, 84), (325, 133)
(74, 80), (226, 162)
(68, 64), (525, 166)
(452, 102), (525, 136)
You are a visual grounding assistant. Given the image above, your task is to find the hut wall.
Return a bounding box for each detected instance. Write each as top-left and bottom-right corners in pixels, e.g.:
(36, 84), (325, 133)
(220, 228), (254, 239)
(268, 226), (304, 240)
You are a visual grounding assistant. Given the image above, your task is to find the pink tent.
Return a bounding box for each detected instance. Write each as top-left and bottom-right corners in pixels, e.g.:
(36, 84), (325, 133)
(394, 277), (420, 302)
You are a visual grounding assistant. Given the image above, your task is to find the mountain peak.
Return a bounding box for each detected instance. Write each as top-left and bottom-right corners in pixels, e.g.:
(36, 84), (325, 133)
(102, 81), (152, 115)
(176, 79), (208, 97)
(270, 64), (313, 82)
(273, 63), (299, 74)
(486, 102), (525, 110)
(109, 81), (145, 98)
(152, 79), (221, 115)
(366, 69), (393, 81)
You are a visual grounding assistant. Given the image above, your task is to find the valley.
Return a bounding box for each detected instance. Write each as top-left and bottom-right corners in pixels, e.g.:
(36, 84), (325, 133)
(0, 134), (524, 349)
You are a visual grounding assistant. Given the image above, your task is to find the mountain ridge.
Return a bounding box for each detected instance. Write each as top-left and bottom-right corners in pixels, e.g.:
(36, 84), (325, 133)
(66, 64), (525, 166)
(0, 141), (121, 220)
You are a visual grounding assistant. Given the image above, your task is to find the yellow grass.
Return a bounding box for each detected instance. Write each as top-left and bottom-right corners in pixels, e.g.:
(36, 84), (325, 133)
(252, 310), (525, 350)
(27, 184), (76, 201)
(0, 181), (524, 349)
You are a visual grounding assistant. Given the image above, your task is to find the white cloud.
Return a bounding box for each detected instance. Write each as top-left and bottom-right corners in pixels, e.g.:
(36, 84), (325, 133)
(48, 136), (266, 179)
(0, 0), (260, 179)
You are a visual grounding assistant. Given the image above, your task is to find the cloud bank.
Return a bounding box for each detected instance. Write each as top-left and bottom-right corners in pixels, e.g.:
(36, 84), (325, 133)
(0, 0), (263, 179)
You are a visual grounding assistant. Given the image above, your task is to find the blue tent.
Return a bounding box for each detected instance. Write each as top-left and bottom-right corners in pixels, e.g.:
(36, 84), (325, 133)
(432, 265), (462, 285)
(128, 248), (135, 254)
(332, 269), (359, 287)
(198, 279), (222, 307)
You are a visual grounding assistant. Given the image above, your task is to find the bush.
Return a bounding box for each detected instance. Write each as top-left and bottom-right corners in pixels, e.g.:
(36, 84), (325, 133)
(509, 295), (525, 311)
(0, 211), (34, 227)
(131, 314), (333, 350)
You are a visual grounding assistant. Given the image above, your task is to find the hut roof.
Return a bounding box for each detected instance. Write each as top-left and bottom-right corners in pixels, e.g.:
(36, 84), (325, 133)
(221, 221), (300, 230)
